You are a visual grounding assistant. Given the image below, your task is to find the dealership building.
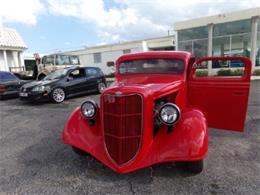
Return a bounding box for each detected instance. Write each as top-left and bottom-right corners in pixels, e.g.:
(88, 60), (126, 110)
(175, 7), (260, 71)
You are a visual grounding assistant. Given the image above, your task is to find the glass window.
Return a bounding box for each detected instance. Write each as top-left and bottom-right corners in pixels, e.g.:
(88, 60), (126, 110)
(213, 19), (251, 36)
(178, 40), (192, 53)
(43, 69), (68, 80)
(193, 39), (208, 57)
(119, 59), (184, 75)
(56, 55), (70, 65)
(0, 72), (18, 81)
(178, 26), (208, 41)
(213, 33), (251, 63)
(93, 53), (102, 63)
(70, 56), (80, 65)
(42, 55), (55, 65)
(86, 68), (98, 76)
(69, 69), (86, 79)
(194, 59), (245, 78)
(123, 49), (131, 54)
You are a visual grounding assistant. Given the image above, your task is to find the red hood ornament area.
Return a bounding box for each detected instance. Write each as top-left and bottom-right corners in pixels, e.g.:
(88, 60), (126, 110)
(62, 51), (251, 174)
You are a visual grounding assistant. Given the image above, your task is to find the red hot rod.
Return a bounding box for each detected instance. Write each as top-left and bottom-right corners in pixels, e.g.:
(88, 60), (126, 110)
(62, 51), (251, 174)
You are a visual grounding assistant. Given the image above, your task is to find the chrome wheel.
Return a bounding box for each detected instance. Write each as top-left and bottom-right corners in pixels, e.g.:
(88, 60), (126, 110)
(98, 82), (106, 93)
(52, 88), (65, 103)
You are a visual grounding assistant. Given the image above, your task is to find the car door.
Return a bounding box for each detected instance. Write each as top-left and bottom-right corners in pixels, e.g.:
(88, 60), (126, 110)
(65, 68), (88, 94)
(84, 68), (100, 91)
(187, 56), (251, 132)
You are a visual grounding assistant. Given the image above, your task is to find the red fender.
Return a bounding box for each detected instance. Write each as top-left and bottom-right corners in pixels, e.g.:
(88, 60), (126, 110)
(62, 107), (208, 173)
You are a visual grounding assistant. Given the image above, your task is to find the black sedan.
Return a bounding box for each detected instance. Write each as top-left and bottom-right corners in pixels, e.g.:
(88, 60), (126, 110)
(19, 66), (106, 103)
(0, 71), (28, 100)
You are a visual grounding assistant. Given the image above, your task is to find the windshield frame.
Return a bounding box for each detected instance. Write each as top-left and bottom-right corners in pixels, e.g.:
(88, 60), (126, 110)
(117, 58), (185, 75)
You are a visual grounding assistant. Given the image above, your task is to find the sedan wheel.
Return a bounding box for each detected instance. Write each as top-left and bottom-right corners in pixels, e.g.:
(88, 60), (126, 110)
(98, 82), (106, 93)
(51, 88), (65, 103)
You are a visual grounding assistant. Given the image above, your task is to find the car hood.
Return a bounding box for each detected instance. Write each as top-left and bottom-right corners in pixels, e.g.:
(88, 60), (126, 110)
(22, 79), (58, 88)
(107, 75), (185, 97)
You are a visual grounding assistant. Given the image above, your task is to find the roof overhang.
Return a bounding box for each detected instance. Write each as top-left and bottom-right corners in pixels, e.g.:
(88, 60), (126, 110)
(175, 7), (260, 30)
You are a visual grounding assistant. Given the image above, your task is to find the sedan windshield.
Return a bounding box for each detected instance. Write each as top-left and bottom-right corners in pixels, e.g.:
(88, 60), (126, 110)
(43, 69), (68, 80)
(119, 59), (184, 75)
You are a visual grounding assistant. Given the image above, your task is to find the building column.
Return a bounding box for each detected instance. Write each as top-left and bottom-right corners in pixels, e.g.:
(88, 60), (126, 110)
(175, 31), (179, 51)
(142, 41), (148, 52)
(12, 51), (19, 71)
(18, 51), (25, 68)
(207, 23), (214, 57)
(250, 16), (259, 71)
(207, 23), (214, 75)
(3, 50), (8, 71)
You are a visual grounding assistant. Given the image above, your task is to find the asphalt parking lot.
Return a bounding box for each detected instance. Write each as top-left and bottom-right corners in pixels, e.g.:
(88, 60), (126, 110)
(0, 80), (259, 195)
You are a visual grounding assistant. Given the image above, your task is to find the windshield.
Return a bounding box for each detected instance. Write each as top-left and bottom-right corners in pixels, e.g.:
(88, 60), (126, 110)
(56, 55), (80, 65)
(0, 72), (18, 82)
(43, 69), (68, 80)
(119, 59), (184, 75)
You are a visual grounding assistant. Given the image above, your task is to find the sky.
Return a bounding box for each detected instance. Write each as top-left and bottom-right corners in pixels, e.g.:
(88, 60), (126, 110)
(0, 0), (259, 53)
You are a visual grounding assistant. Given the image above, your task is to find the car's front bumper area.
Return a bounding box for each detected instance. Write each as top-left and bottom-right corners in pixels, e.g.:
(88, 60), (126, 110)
(19, 91), (50, 102)
(0, 90), (19, 99)
(62, 107), (208, 174)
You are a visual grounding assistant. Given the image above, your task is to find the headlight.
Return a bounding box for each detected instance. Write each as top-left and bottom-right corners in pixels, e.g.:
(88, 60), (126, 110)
(32, 85), (45, 92)
(158, 103), (180, 125)
(81, 100), (98, 119)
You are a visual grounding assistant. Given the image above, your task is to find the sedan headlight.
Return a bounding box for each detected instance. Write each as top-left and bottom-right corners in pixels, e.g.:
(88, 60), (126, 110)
(158, 103), (180, 125)
(81, 100), (98, 119)
(32, 85), (45, 92)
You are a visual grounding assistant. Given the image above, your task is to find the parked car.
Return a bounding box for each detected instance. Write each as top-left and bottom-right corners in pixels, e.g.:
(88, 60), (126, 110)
(19, 66), (106, 103)
(62, 51), (251, 174)
(0, 71), (29, 99)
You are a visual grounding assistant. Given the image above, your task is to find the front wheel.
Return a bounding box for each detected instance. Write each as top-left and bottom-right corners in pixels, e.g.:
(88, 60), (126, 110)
(51, 88), (66, 103)
(97, 82), (106, 94)
(177, 160), (204, 174)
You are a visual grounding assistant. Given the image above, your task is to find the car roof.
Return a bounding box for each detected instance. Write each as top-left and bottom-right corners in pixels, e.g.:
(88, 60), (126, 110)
(116, 51), (192, 64)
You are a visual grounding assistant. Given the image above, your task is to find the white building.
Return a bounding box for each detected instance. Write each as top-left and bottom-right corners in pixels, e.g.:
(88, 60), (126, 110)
(0, 19), (27, 72)
(63, 36), (175, 75)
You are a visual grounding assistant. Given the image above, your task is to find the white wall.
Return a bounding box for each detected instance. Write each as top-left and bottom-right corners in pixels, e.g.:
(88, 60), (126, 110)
(78, 47), (141, 75)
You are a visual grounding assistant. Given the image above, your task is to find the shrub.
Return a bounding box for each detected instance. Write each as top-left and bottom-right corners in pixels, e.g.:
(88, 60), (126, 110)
(217, 69), (232, 76)
(231, 69), (244, 76)
(253, 69), (260, 76)
(195, 70), (208, 77)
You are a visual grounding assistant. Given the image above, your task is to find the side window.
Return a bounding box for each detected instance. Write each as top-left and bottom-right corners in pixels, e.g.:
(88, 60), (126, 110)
(70, 56), (80, 65)
(56, 55), (70, 65)
(42, 56), (55, 65)
(85, 68), (98, 76)
(69, 69), (86, 79)
(93, 53), (102, 63)
(194, 59), (246, 78)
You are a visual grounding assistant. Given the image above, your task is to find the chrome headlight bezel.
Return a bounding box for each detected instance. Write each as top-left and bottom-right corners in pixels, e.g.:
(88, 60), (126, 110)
(158, 103), (181, 125)
(80, 100), (98, 120)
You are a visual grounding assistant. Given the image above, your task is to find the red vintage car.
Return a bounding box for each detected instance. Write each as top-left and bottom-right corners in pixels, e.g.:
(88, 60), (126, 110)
(62, 51), (251, 174)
